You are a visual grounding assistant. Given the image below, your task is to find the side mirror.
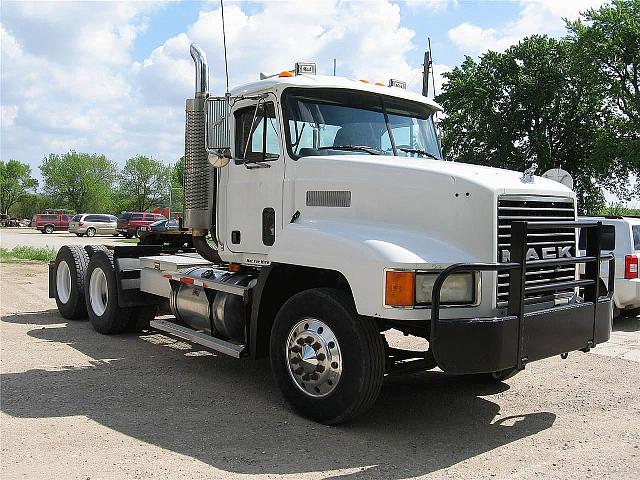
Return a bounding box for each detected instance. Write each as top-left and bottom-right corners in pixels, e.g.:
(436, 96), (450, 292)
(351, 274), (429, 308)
(206, 96), (231, 168)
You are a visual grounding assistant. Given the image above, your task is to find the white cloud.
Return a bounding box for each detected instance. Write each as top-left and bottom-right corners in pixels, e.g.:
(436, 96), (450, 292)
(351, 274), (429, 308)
(1, 0), (438, 172)
(405, 0), (457, 13)
(448, 0), (607, 55)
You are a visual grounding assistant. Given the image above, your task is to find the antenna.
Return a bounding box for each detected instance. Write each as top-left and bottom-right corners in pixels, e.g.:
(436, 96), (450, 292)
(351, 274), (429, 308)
(333, 58), (336, 76)
(220, 0), (230, 94)
(422, 37), (437, 98)
(429, 37), (437, 98)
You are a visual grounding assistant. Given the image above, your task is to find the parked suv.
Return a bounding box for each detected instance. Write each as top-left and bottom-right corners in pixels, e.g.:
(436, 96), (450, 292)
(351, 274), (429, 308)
(579, 216), (640, 318)
(32, 213), (70, 234)
(117, 212), (166, 238)
(68, 214), (118, 237)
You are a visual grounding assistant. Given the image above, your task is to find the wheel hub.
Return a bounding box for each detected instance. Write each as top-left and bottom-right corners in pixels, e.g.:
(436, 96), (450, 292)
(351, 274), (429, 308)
(286, 318), (342, 398)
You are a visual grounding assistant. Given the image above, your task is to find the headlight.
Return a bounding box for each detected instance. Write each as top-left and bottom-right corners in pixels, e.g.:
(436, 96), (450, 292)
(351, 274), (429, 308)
(415, 272), (477, 305)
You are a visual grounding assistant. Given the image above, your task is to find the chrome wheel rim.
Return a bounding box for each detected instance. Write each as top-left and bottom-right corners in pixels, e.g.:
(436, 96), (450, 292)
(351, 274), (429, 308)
(285, 318), (342, 398)
(89, 267), (108, 316)
(56, 260), (72, 303)
(86, 228), (95, 237)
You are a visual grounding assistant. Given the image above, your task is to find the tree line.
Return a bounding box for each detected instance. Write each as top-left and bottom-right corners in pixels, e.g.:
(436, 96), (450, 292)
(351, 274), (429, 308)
(436, 0), (639, 213)
(2, 1), (638, 218)
(0, 153), (184, 218)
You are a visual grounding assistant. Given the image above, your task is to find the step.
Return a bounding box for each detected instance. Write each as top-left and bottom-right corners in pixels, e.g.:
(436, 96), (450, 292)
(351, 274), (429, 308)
(150, 319), (246, 358)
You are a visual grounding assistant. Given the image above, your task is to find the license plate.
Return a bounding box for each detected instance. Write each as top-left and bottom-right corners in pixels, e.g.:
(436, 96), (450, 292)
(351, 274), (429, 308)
(139, 227), (147, 231)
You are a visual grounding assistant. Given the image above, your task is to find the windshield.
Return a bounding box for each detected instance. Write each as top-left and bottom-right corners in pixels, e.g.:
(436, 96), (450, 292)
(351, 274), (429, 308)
(283, 88), (441, 159)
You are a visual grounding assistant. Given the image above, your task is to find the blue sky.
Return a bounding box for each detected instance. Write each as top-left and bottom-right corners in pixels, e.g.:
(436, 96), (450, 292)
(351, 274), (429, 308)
(1, 0), (609, 175)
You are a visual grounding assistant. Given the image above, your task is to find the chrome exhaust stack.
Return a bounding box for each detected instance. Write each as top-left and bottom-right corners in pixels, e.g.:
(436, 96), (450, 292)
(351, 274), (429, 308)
(184, 44), (221, 263)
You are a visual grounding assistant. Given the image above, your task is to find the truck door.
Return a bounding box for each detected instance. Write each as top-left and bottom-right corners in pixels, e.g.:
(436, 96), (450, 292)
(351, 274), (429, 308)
(225, 100), (283, 255)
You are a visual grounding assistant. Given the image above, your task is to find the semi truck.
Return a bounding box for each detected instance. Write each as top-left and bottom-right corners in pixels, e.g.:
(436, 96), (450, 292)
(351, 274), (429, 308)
(49, 44), (615, 424)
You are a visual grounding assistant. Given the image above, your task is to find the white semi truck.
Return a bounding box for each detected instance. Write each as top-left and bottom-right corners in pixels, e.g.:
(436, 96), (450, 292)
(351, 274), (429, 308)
(50, 44), (615, 424)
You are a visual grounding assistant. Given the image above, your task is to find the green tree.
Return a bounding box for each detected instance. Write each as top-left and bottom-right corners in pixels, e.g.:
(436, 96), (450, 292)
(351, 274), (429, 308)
(567, 0), (640, 201)
(0, 160), (38, 215)
(170, 156), (185, 214)
(40, 151), (117, 213)
(436, 35), (609, 213)
(10, 193), (51, 219)
(118, 155), (171, 212)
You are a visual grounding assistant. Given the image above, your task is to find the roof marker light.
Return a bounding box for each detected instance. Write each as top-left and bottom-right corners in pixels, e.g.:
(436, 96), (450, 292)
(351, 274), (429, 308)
(388, 79), (407, 89)
(279, 71), (294, 77)
(295, 62), (316, 75)
(359, 79), (370, 83)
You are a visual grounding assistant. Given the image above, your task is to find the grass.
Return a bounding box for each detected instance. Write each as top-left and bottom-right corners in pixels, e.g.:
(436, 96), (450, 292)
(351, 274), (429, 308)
(0, 246), (57, 263)
(116, 238), (139, 244)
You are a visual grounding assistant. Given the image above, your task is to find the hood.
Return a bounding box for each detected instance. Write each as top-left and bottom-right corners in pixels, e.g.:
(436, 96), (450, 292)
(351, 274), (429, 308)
(288, 155), (575, 263)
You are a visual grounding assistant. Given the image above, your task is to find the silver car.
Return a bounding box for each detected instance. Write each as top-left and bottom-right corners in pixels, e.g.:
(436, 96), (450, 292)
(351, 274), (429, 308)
(68, 213), (118, 237)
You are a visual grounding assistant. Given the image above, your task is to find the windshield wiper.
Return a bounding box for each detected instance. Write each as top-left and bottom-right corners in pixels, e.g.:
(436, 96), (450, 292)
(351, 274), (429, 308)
(317, 145), (383, 155)
(398, 147), (440, 160)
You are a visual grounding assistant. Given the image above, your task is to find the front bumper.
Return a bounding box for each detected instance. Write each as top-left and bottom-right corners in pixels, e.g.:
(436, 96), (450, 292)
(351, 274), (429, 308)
(430, 219), (615, 375)
(432, 296), (613, 374)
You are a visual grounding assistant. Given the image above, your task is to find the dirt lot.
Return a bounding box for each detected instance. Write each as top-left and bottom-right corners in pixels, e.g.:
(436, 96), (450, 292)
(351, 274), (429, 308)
(1, 262), (639, 480)
(0, 228), (124, 250)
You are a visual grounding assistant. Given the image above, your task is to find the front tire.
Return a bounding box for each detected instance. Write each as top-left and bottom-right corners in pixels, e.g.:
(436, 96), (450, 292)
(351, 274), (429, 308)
(85, 250), (132, 334)
(53, 245), (90, 319)
(44, 225), (54, 234)
(270, 288), (385, 424)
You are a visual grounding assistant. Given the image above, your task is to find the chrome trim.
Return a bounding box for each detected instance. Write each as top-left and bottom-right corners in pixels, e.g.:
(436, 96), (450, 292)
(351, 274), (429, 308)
(190, 44), (208, 96)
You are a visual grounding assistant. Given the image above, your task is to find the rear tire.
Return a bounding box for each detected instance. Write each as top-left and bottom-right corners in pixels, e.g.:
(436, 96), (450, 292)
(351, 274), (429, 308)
(86, 227), (96, 237)
(125, 233), (134, 239)
(84, 250), (133, 334)
(270, 288), (385, 424)
(75, 233), (84, 237)
(53, 245), (90, 319)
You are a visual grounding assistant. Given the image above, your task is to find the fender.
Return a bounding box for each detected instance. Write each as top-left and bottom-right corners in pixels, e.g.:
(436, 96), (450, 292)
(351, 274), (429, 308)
(267, 219), (489, 320)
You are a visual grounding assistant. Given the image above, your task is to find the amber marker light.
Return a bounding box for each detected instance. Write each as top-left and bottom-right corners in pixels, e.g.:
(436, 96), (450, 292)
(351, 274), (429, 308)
(279, 71), (294, 77)
(385, 271), (415, 307)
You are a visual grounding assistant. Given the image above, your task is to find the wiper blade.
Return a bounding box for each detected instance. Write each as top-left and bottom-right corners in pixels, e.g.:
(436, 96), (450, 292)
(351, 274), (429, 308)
(318, 145), (383, 155)
(398, 147), (440, 160)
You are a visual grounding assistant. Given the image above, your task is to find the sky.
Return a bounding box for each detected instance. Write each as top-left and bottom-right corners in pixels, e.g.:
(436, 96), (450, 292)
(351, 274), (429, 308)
(1, 0), (614, 186)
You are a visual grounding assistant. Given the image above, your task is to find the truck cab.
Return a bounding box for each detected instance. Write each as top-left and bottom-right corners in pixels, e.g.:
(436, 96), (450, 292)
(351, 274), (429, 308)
(49, 44), (615, 424)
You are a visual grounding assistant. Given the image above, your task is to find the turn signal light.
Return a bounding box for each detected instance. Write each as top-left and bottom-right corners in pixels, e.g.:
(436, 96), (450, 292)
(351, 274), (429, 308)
(385, 271), (415, 307)
(625, 255), (639, 279)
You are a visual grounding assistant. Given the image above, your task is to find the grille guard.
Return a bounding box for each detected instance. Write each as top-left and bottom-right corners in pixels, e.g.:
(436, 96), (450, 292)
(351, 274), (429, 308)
(430, 220), (615, 373)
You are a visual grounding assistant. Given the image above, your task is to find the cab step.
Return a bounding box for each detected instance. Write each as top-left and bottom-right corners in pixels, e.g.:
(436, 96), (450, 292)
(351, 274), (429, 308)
(149, 319), (247, 358)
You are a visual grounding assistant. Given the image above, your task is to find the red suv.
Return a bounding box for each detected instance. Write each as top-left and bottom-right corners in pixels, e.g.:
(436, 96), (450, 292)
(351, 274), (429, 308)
(117, 212), (166, 238)
(32, 213), (70, 234)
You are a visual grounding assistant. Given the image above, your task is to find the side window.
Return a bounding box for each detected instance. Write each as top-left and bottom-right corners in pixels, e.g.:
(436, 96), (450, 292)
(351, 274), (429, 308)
(144, 214), (154, 220)
(235, 102), (280, 162)
(61, 215), (69, 221)
(131, 213), (143, 221)
(633, 225), (640, 251)
(578, 224), (615, 251)
(85, 215), (99, 222)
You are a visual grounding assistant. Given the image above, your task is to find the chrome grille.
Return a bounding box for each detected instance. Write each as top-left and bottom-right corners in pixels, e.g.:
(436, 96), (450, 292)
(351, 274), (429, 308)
(497, 196), (576, 307)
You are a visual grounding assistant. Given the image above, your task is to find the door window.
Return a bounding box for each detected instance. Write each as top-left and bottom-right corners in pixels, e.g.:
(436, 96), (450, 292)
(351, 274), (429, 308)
(235, 102), (280, 162)
(578, 224), (616, 251)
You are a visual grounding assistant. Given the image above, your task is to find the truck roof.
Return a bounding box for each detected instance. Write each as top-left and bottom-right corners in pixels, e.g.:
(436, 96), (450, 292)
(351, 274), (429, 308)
(229, 74), (443, 111)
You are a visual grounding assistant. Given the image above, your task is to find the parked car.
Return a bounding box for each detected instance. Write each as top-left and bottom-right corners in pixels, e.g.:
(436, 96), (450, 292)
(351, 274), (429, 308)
(116, 212), (167, 238)
(68, 214), (118, 237)
(140, 218), (179, 233)
(579, 216), (640, 318)
(32, 213), (71, 234)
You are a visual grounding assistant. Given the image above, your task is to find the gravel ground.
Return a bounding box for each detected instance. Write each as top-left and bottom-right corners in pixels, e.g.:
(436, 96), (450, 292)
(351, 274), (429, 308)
(1, 262), (639, 480)
(0, 228), (125, 250)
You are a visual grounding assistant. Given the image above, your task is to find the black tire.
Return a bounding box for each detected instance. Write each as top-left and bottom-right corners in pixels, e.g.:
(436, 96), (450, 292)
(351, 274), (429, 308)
(53, 245), (90, 319)
(75, 233), (84, 237)
(135, 227), (143, 238)
(479, 368), (520, 383)
(86, 227), (96, 237)
(129, 306), (159, 332)
(44, 225), (54, 234)
(270, 288), (385, 424)
(125, 233), (134, 239)
(84, 244), (109, 257)
(84, 250), (133, 334)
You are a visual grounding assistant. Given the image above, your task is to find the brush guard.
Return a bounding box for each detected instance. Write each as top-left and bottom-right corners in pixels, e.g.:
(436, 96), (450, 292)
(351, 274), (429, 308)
(430, 220), (615, 374)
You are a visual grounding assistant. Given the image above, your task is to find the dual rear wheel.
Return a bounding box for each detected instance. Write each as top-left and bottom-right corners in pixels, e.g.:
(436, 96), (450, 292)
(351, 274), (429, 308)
(53, 245), (155, 332)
